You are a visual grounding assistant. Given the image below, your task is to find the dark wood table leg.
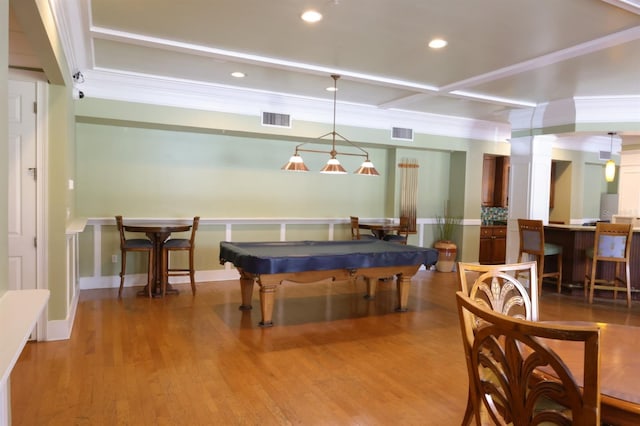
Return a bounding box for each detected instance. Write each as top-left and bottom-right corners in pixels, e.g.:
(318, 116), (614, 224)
(137, 231), (178, 297)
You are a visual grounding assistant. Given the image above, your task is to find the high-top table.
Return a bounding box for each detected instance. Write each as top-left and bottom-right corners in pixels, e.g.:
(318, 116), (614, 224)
(123, 223), (192, 297)
(542, 321), (640, 424)
(358, 222), (405, 239)
(219, 240), (438, 327)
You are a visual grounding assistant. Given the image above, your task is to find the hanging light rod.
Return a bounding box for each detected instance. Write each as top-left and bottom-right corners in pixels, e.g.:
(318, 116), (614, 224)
(281, 75), (379, 176)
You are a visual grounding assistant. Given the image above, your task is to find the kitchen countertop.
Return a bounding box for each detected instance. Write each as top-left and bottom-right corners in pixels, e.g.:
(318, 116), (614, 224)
(546, 223), (640, 232)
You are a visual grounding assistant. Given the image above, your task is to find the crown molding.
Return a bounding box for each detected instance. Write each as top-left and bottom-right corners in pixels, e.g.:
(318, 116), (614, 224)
(510, 96), (640, 131)
(574, 95), (640, 123)
(80, 68), (511, 143)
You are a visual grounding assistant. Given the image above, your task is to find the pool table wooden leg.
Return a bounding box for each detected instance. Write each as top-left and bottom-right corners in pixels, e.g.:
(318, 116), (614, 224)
(258, 285), (277, 327)
(364, 277), (377, 299)
(238, 270), (254, 311)
(395, 274), (410, 312)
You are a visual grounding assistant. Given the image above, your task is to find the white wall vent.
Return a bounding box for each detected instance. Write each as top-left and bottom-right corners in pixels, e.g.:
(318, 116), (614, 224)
(599, 150), (612, 161)
(262, 112), (291, 128)
(391, 127), (414, 141)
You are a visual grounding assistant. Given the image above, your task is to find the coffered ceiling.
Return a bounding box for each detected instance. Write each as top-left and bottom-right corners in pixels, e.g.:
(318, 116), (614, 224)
(9, 0), (640, 141)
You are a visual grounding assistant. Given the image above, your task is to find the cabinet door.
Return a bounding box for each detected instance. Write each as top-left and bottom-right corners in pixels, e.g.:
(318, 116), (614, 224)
(479, 237), (492, 264)
(500, 158), (510, 207)
(482, 156), (496, 206)
(493, 236), (506, 263)
(494, 156), (510, 207)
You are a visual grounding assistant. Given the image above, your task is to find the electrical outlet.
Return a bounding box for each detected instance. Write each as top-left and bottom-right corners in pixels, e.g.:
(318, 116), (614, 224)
(112, 254), (118, 263)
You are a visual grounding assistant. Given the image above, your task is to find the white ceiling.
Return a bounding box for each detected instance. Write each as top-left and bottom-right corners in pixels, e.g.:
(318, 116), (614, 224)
(9, 0), (640, 147)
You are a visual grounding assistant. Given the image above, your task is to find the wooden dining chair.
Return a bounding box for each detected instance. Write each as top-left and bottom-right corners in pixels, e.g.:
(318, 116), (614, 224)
(383, 216), (410, 245)
(115, 215), (154, 298)
(584, 222), (633, 307)
(457, 261), (539, 320)
(349, 216), (376, 240)
(457, 261), (538, 425)
(517, 219), (563, 295)
(162, 216), (199, 296)
(456, 291), (601, 425)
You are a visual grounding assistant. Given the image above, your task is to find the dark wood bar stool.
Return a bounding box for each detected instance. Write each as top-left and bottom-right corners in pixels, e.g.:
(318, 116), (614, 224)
(517, 219), (562, 295)
(585, 222), (633, 307)
(162, 216), (199, 296)
(115, 215), (154, 298)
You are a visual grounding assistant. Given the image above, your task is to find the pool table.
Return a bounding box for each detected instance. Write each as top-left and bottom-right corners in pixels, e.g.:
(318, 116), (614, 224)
(219, 240), (438, 326)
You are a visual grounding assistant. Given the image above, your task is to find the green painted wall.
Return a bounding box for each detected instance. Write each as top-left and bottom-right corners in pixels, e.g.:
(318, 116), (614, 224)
(75, 118), (473, 276)
(0, 0), (8, 296)
(75, 123), (388, 218)
(47, 85), (76, 319)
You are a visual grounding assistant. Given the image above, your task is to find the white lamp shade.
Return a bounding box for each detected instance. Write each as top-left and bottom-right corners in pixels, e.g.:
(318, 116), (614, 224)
(354, 160), (380, 176)
(282, 154), (309, 172)
(320, 158), (347, 174)
(605, 159), (616, 182)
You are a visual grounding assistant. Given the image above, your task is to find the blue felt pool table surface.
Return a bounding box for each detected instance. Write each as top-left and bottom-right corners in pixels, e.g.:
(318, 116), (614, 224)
(219, 239), (438, 274)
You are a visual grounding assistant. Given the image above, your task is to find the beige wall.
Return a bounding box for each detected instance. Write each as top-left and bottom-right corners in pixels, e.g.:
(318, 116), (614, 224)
(549, 161), (571, 224)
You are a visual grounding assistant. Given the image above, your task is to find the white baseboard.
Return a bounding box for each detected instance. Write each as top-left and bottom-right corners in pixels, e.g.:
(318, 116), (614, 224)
(79, 269), (241, 290)
(46, 286), (80, 341)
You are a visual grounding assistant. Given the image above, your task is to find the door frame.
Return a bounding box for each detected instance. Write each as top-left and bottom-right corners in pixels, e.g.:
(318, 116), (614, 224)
(9, 70), (49, 340)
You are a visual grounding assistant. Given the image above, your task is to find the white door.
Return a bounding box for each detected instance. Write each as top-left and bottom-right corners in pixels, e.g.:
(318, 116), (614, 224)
(8, 80), (37, 291)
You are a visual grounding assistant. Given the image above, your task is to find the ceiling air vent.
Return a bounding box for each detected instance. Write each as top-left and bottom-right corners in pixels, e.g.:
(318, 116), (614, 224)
(262, 112), (291, 128)
(391, 127), (414, 141)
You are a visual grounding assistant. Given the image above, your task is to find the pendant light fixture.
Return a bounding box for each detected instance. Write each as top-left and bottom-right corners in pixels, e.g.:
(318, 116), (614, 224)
(281, 75), (379, 176)
(605, 131), (616, 183)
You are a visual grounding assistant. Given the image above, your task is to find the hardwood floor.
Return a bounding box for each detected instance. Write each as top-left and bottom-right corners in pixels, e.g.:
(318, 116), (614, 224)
(11, 271), (640, 425)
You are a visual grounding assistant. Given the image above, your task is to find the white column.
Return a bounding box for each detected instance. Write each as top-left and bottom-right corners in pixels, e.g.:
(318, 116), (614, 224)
(506, 135), (554, 262)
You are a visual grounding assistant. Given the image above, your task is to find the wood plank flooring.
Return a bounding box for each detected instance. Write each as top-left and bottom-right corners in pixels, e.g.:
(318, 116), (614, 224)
(11, 271), (640, 425)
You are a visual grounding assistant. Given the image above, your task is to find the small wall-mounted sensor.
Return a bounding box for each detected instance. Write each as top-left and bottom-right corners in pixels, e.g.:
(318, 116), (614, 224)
(72, 88), (84, 99)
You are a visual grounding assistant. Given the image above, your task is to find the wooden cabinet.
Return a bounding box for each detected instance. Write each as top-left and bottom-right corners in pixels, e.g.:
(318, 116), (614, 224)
(482, 155), (509, 207)
(479, 226), (507, 264)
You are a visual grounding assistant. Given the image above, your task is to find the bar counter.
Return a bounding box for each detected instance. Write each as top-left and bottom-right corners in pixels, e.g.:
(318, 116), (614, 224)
(544, 224), (640, 297)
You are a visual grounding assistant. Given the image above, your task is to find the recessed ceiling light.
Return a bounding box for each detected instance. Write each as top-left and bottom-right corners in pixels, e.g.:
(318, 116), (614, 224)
(428, 38), (448, 49)
(301, 10), (323, 23)
(231, 71), (246, 78)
